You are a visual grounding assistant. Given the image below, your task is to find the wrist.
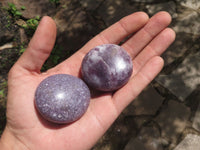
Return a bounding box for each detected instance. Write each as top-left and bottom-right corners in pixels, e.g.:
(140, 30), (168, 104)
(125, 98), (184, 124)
(0, 126), (28, 150)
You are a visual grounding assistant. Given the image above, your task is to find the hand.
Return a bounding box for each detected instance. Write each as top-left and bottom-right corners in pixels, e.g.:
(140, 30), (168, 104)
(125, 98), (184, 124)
(0, 11), (175, 150)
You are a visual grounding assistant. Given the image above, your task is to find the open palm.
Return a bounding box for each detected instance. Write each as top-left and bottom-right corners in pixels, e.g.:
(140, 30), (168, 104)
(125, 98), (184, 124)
(1, 11), (175, 150)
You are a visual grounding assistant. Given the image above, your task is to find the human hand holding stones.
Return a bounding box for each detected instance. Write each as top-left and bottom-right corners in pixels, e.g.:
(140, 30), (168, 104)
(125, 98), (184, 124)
(0, 11), (175, 150)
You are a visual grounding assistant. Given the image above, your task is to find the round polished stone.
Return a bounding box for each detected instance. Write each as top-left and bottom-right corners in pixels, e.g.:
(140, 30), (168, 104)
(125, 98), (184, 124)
(35, 74), (90, 124)
(81, 44), (133, 91)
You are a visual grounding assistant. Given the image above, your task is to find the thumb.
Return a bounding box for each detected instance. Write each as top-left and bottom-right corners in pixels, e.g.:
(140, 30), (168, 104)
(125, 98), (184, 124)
(15, 16), (57, 73)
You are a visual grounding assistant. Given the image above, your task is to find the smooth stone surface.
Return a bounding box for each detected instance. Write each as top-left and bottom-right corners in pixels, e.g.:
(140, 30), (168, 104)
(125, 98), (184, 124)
(173, 0), (200, 35)
(155, 100), (190, 144)
(192, 103), (200, 132)
(146, 1), (177, 18)
(81, 44), (133, 91)
(161, 32), (197, 66)
(174, 134), (200, 150)
(178, 0), (200, 10)
(124, 126), (163, 150)
(156, 52), (200, 101)
(35, 74), (90, 124)
(123, 85), (164, 116)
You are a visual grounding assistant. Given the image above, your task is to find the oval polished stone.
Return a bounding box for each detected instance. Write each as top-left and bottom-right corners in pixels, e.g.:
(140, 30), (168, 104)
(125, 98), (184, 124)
(81, 44), (133, 91)
(35, 74), (90, 124)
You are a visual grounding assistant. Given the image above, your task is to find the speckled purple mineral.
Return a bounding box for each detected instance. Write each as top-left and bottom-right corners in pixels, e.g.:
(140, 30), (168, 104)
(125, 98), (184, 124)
(35, 74), (90, 124)
(81, 44), (133, 91)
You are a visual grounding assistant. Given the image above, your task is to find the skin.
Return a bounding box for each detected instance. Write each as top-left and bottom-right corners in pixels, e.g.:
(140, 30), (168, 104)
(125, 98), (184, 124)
(0, 11), (175, 150)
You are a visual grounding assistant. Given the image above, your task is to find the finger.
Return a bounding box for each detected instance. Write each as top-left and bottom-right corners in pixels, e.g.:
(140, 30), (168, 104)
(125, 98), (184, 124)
(54, 12), (149, 76)
(122, 11), (172, 58)
(113, 56), (164, 114)
(15, 16), (57, 73)
(132, 28), (176, 75)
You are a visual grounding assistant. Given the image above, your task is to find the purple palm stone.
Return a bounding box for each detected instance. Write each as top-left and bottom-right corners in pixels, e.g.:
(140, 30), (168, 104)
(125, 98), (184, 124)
(81, 44), (133, 91)
(35, 74), (90, 124)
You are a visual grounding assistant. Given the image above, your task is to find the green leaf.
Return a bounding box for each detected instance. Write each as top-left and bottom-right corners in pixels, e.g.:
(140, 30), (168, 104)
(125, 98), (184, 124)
(15, 11), (22, 16)
(35, 16), (40, 20)
(32, 19), (38, 25)
(8, 2), (15, 8)
(21, 6), (26, 10)
(0, 90), (4, 97)
(19, 48), (26, 54)
(52, 55), (60, 64)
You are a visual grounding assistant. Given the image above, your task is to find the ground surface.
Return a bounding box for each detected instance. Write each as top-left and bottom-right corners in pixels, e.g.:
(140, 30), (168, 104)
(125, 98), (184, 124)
(1, 0), (200, 150)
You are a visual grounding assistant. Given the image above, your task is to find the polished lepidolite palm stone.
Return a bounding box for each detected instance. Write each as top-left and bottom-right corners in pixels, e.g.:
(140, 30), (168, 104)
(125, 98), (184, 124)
(35, 74), (90, 124)
(81, 44), (133, 91)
